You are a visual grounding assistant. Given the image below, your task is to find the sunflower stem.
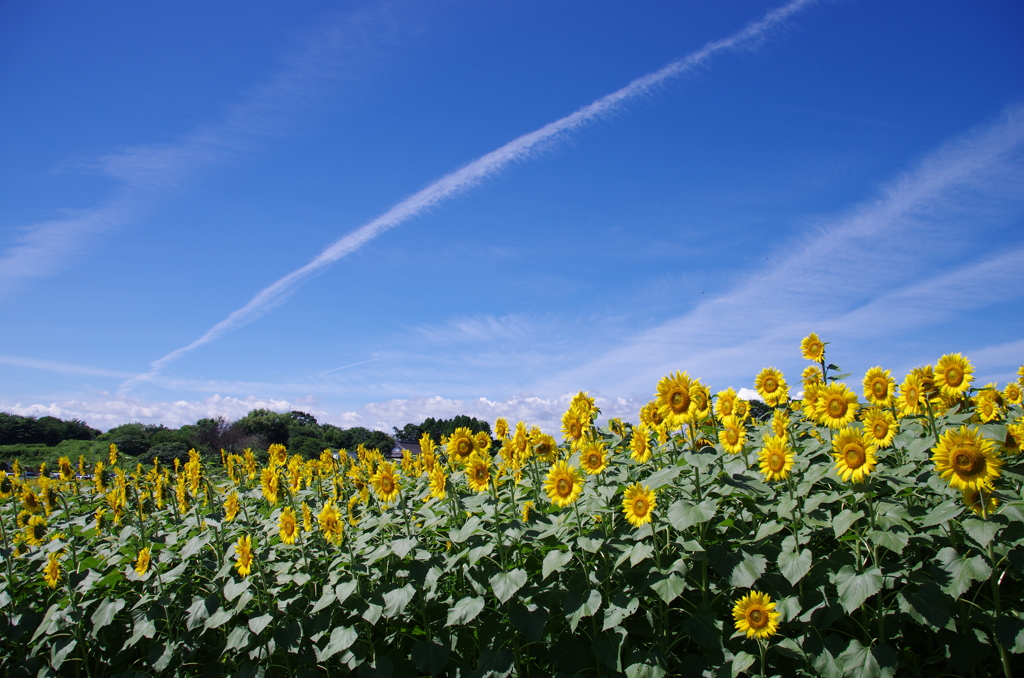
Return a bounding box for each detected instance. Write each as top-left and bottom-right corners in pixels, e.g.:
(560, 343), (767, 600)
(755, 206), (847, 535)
(987, 541), (1014, 678)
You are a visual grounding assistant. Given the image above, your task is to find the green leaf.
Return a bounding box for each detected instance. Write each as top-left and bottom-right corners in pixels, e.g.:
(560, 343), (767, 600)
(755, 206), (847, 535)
(468, 543), (494, 566)
(834, 565), (882, 613)
(731, 651), (756, 677)
(363, 602), (383, 625)
(837, 639), (896, 678)
(91, 597), (126, 636)
(667, 498), (717, 531)
(446, 596), (485, 626)
(918, 499), (963, 528)
(320, 626), (358, 661)
(630, 542), (654, 566)
(224, 577), (250, 602)
(312, 590), (337, 614)
(832, 509), (862, 538)
(650, 573), (687, 604)
(450, 516), (482, 543)
(383, 584), (416, 618)
(510, 603), (549, 642)
(962, 518), (1001, 549)
(223, 626), (250, 654)
(391, 538), (416, 559)
(179, 534), (210, 560)
(778, 548), (813, 585)
(412, 639), (450, 677)
(205, 608), (234, 629)
(490, 569), (527, 604)
(936, 546), (992, 599)
(602, 595), (640, 631)
(123, 611), (156, 650)
(564, 589), (602, 632)
(625, 662), (666, 678)
(897, 583), (954, 630)
(336, 579), (358, 604)
(51, 637), (77, 671)
(753, 520), (784, 542)
(730, 552), (767, 588)
(681, 605), (720, 650)
(248, 613), (274, 635)
(868, 529), (909, 555)
(644, 465), (683, 490)
(542, 549), (573, 580)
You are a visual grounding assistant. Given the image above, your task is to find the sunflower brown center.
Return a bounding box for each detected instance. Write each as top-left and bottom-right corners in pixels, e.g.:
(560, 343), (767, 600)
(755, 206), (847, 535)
(873, 422), (887, 439)
(381, 477), (394, 493)
(457, 440), (472, 454)
(764, 378), (778, 393)
(827, 397), (846, 417)
(952, 446), (983, 474)
(945, 367), (963, 387)
(726, 429), (740, 445)
(748, 609), (766, 626)
(634, 499), (648, 515)
(670, 390), (688, 413)
(557, 478), (570, 495)
(769, 452), (784, 471)
(844, 446), (865, 468)
(872, 380), (887, 398)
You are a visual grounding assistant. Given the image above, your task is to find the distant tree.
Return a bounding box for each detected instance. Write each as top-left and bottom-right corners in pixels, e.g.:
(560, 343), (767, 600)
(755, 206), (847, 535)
(392, 423), (424, 444)
(236, 409), (290, 446)
(748, 399), (772, 422)
(98, 423), (150, 457)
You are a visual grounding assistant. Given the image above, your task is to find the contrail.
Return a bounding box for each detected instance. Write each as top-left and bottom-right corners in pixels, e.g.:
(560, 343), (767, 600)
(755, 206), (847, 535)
(315, 357), (385, 376)
(125, 0), (818, 390)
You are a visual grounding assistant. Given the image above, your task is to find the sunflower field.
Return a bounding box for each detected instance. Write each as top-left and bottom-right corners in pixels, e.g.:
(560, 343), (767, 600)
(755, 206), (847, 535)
(2, 338), (1024, 677)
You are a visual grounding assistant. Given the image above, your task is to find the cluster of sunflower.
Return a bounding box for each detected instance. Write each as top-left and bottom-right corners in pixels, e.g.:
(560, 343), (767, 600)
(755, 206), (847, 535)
(3, 336), (1023, 677)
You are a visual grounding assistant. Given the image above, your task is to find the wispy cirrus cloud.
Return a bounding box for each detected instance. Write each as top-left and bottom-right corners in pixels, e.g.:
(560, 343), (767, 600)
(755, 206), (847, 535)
(127, 0), (822, 388)
(0, 4), (397, 299)
(544, 104), (1024, 396)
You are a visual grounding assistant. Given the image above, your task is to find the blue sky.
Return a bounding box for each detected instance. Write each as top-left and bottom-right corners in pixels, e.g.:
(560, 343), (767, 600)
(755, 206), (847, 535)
(2, 0), (1022, 433)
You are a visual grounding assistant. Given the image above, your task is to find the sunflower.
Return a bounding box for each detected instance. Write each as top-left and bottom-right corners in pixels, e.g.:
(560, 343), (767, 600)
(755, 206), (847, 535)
(935, 353), (974, 399)
(21, 488), (41, 514)
(94, 507), (108, 534)
(494, 417), (510, 440)
(134, 547), (151, 576)
(734, 399), (751, 422)
(897, 373), (924, 417)
(715, 388), (738, 419)
(1008, 422), (1024, 455)
(932, 425), (1002, 491)
(815, 382), (859, 429)
(224, 491), (240, 522)
(0, 471), (13, 499)
(561, 406), (588, 448)
(544, 460), (583, 508)
(569, 391), (598, 421)
(800, 333), (825, 363)
(640, 400), (665, 427)
(371, 461), (400, 503)
(279, 507), (299, 544)
(861, 408), (897, 448)
(630, 424), (653, 463)
(447, 427), (477, 464)
(832, 427), (877, 483)
(716, 416), (745, 455)
(108, 443), (119, 466)
(465, 454), (491, 493)
(301, 503), (313, 532)
(771, 410), (790, 438)
(758, 436), (794, 482)
(755, 367), (789, 407)
(318, 501), (344, 544)
(429, 466), (447, 500)
(531, 432), (559, 463)
(656, 371), (695, 428)
(862, 367), (895, 407)
(16, 509), (31, 529)
(732, 591), (780, 639)
(1004, 382), (1023, 405)
(802, 364), (823, 388)
(521, 501), (534, 523)
(43, 552), (61, 589)
(963, 486), (999, 517)
(973, 387), (1002, 423)
(58, 456), (75, 481)
(260, 467), (280, 506)
(25, 514), (47, 546)
(234, 535), (253, 577)
(268, 443), (289, 468)
(580, 442), (609, 475)
(622, 483), (656, 528)
(474, 431), (492, 454)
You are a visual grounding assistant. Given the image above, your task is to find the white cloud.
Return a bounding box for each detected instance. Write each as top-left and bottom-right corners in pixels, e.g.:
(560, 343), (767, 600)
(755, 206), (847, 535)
(542, 105), (1024, 397)
(129, 0), (821, 385)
